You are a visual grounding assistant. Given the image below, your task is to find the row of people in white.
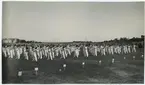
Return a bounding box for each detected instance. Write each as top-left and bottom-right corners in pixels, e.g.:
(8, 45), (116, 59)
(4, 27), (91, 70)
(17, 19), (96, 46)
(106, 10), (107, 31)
(2, 44), (137, 61)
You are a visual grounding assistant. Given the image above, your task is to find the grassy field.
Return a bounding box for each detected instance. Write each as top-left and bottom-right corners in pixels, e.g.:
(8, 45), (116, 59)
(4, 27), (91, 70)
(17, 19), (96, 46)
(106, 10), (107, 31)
(2, 48), (144, 84)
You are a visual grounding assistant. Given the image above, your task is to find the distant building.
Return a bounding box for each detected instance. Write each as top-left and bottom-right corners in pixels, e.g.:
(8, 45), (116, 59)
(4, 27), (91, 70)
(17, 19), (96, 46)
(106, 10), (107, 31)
(2, 38), (18, 43)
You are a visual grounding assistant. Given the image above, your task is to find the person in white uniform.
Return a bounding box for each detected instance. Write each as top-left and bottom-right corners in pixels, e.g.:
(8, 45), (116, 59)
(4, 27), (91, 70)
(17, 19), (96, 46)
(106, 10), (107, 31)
(84, 45), (89, 57)
(74, 47), (80, 58)
(94, 45), (98, 56)
(132, 44), (136, 52)
(2, 47), (7, 57)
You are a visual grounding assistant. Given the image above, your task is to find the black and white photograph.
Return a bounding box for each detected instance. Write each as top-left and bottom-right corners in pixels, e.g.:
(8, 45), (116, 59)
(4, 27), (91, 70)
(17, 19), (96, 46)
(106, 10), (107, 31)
(2, 1), (144, 84)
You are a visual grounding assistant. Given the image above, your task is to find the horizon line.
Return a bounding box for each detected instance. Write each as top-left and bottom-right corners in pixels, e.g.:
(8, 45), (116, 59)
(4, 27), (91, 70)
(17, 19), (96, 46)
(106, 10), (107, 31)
(2, 35), (143, 43)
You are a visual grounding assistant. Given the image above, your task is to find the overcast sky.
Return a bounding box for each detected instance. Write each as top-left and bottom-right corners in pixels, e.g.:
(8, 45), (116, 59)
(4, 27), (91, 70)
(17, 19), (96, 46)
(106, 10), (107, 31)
(2, 2), (144, 42)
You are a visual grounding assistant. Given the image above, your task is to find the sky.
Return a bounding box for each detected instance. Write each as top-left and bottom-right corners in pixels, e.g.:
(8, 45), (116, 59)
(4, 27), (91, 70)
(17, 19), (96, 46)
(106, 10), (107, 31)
(2, 2), (144, 42)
